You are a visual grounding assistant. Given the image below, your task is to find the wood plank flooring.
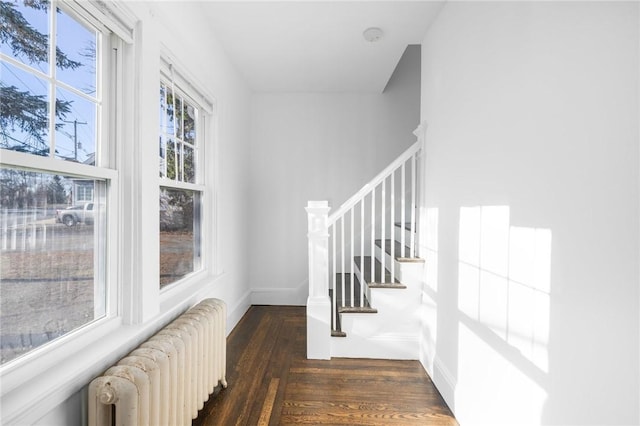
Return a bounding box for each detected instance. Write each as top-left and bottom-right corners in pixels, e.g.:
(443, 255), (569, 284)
(193, 306), (457, 426)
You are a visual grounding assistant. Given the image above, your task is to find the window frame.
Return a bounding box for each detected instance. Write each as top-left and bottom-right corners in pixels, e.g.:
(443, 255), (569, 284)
(0, 0), (122, 414)
(158, 57), (211, 291)
(0, 3), (222, 424)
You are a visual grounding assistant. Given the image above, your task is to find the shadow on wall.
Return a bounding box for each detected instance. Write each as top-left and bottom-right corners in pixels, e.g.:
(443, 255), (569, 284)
(422, 205), (553, 424)
(456, 205), (551, 424)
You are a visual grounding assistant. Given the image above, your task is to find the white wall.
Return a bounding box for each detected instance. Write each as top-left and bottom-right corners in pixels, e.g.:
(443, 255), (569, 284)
(248, 46), (421, 304)
(419, 2), (639, 425)
(29, 2), (253, 424)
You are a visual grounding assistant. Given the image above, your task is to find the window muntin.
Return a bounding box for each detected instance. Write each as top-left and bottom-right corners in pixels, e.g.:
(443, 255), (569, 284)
(159, 80), (203, 289)
(0, 1), (110, 365)
(159, 84), (198, 183)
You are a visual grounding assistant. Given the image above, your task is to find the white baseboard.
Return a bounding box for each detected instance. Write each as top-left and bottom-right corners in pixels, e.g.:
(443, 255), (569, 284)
(432, 355), (457, 417)
(250, 280), (308, 305)
(226, 290), (252, 335)
(331, 333), (420, 360)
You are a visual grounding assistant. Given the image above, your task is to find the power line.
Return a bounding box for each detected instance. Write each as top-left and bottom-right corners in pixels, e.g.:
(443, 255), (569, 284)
(61, 119), (87, 161)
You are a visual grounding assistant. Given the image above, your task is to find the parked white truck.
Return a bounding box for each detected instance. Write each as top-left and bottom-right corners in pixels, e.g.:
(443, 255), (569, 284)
(55, 203), (95, 226)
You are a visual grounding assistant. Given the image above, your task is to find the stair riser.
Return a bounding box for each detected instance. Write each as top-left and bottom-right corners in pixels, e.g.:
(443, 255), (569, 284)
(353, 265), (373, 303)
(374, 245), (398, 275)
(331, 280), (423, 359)
(394, 226), (414, 251)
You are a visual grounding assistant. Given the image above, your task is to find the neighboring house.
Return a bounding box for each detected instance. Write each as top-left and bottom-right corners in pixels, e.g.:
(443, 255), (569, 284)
(0, 2), (637, 426)
(71, 180), (94, 206)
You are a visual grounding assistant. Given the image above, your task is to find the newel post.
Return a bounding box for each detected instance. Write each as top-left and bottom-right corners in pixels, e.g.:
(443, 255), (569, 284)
(305, 200), (331, 360)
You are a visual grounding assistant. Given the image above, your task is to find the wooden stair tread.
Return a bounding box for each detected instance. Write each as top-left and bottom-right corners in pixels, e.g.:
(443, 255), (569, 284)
(338, 306), (377, 314)
(394, 222), (414, 231)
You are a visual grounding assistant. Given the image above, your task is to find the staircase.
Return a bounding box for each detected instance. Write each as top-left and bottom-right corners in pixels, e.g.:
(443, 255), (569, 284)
(306, 138), (424, 360)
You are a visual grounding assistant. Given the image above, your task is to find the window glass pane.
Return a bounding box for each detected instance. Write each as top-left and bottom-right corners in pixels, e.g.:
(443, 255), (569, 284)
(55, 7), (97, 97)
(184, 104), (196, 144)
(54, 86), (96, 164)
(175, 96), (183, 140)
(159, 187), (200, 288)
(0, 1), (49, 74)
(176, 143), (183, 181)
(184, 145), (195, 183)
(0, 61), (51, 156)
(166, 139), (176, 180)
(165, 88), (175, 137)
(159, 86), (166, 177)
(0, 167), (106, 365)
(159, 134), (166, 178)
(159, 85), (166, 128)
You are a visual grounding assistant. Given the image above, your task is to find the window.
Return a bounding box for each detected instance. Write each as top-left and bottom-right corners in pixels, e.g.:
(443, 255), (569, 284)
(0, 1), (115, 365)
(74, 180), (94, 203)
(159, 78), (203, 288)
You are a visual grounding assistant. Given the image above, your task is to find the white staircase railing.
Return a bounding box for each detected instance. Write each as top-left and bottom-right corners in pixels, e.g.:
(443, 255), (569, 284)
(306, 138), (422, 359)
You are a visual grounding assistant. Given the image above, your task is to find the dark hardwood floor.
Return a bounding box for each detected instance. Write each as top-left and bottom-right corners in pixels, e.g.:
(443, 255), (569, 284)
(193, 305), (457, 426)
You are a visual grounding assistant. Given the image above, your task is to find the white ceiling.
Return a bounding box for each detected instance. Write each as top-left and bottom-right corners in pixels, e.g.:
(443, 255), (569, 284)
(199, 1), (444, 93)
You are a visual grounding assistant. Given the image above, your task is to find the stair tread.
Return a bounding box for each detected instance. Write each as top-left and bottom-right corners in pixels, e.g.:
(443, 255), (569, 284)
(354, 256), (406, 288)
(394, 222), (414, 231)
(338, 306), (378, 314)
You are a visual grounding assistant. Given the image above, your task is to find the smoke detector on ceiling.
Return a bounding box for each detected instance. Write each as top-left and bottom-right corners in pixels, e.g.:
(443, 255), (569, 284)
(363, 27), (383, 42)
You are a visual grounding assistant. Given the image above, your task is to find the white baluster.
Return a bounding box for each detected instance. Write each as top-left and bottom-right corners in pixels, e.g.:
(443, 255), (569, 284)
(381, 179), (386, 283)
(401, 162), (406, 258)
(341, 216), (345, 309)
(391, 170), (395, 284)
(332, 222), (336, 331)
(360, 200), (364, 307)
(410, 154), (416, 258)
(350, 208), (354, 307)
(370, 188), (375, 286)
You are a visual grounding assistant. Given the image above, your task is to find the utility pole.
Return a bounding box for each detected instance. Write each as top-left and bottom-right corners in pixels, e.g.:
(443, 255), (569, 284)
(62, 119), (87, 161)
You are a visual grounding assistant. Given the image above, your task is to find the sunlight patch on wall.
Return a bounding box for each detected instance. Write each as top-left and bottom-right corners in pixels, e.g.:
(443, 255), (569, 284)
(508, 225), (551, 372)
(458, 205), (551, 371)
(456, 205), (552, 424)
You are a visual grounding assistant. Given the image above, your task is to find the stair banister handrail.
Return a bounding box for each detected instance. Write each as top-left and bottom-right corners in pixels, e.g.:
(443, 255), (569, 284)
(327, 141), (422, 226)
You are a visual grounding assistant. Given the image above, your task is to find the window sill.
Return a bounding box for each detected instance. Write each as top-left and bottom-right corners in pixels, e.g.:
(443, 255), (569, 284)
(1, 304), (182, 424)
(159, 268), (224, 315)
(0, 316), (122, 424)
(0, 274), (225, 424)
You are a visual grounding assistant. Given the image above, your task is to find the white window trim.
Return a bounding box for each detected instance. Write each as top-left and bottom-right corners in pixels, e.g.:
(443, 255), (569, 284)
(158, 51), (218, 298)
(0, 5), (224, 424)
(0, 1), (128, 423)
